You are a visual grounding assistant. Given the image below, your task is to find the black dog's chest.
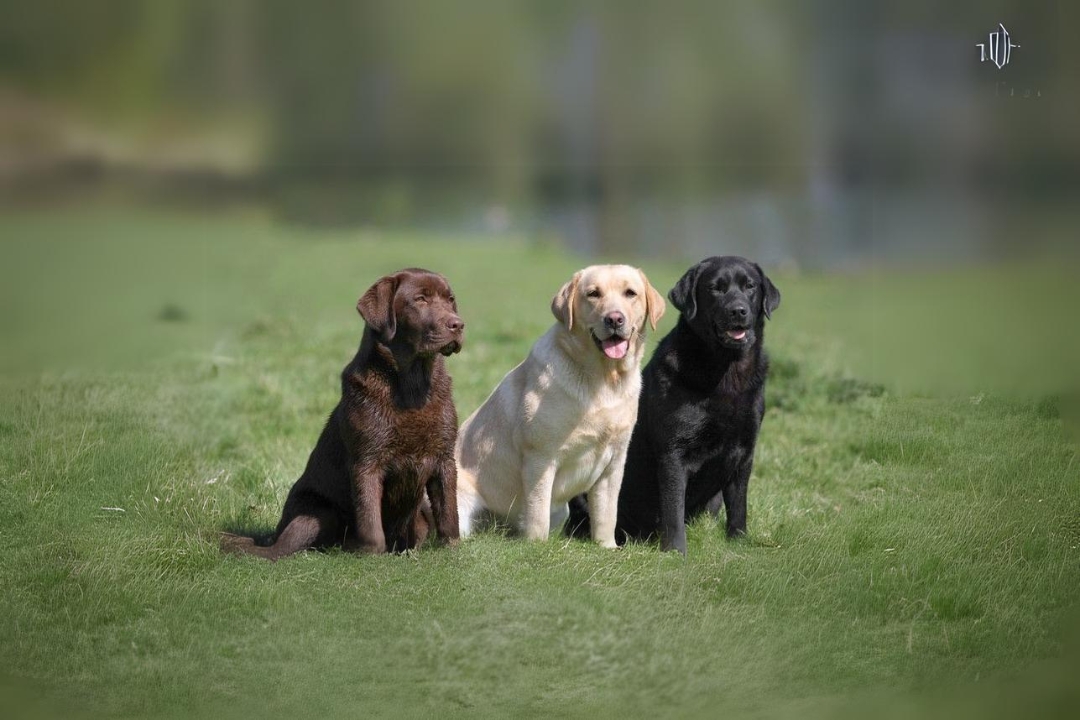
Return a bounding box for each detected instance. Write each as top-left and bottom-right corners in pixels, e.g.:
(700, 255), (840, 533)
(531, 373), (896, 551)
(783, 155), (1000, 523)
(671, 391), (756, 472)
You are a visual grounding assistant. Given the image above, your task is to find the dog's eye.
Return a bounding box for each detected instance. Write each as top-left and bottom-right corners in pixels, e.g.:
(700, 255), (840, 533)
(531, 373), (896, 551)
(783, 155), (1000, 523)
(744, 280), (755, 289)
(414, 295), (428, 304)
(624, 288), (638, 298)
(447, 295), (456, 304)
(586, 289), (601, 299)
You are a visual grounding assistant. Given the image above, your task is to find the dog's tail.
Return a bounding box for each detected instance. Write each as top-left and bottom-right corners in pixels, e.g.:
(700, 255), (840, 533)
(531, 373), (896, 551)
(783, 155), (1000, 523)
(220, 532), (260, 555)
(219, 531), (283, 560)
(564, 494), (592, 539)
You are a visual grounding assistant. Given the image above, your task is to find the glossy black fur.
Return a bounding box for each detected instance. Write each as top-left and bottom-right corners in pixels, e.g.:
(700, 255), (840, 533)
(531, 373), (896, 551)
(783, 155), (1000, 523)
(568, 256), (780, 554)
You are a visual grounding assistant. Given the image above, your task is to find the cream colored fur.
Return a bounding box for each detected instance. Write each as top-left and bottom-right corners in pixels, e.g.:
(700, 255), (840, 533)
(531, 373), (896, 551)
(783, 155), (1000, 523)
(455, 264), (665, 547)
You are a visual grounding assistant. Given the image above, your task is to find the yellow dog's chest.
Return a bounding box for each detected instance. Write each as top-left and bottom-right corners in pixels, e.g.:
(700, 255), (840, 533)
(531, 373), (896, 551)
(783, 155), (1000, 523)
(548, 410), (633, 502)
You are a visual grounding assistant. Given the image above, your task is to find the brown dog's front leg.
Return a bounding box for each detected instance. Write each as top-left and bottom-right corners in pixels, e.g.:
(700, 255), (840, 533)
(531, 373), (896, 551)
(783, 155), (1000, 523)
(403, 502), (433, 550)
(351, 465), (388, 554)
(426, 455), (460, 546)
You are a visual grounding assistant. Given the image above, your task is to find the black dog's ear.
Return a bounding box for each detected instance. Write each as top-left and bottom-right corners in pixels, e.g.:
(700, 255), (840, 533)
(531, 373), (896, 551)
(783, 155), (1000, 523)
(754, 263), (781, 320)
(357, 274), (400, 341)
(669, 262), (704, 320)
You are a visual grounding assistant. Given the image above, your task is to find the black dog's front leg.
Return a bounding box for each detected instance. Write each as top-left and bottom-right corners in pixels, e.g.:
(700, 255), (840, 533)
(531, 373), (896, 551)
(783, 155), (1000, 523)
(705, 492), (724, 517)
(658, 459), (690, 554)
(721, 455), (754, 538)
(426, 454), (460, 546)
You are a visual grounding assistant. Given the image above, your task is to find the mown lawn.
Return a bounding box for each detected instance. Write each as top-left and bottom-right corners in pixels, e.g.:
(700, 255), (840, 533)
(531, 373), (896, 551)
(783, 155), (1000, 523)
(1, 206), (1077, 719)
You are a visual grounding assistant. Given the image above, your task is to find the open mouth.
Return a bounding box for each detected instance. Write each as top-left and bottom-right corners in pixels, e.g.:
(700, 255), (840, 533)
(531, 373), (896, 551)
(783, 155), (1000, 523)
(725, 329), (748, 341)
(591, 331), (631, 360)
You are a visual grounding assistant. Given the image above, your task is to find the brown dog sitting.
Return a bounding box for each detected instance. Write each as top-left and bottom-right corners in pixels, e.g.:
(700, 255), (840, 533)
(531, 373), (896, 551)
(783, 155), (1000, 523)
(222, 268), (464, 559)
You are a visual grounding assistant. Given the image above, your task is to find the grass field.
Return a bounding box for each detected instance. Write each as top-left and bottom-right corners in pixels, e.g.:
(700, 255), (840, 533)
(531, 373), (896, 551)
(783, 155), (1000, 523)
(1, 206), (1078, 719)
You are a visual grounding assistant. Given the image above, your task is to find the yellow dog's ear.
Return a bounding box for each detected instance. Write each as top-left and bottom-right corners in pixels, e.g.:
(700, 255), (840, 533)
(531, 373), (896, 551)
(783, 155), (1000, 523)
(551, 270), (582, 330)
(638, 268), (666, 331)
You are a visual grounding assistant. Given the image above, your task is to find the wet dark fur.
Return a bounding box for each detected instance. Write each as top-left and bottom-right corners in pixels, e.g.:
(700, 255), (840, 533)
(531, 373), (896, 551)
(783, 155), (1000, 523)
(568, 256), (780, 554)
(221, 269), (464, 559)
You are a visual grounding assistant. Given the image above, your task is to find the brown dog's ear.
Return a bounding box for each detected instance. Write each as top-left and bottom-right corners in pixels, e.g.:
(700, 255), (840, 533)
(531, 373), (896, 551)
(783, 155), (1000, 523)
(638, 268), (666, 331)
(551, 271), (582, 330)
(669, 261), (704, 320)
(753, 263), (781, 320)
(357, 274), (400, 341)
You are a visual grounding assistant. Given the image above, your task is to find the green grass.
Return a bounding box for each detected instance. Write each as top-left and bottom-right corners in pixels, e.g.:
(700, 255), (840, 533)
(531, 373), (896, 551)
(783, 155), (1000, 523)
(1, 206), (1078, 719)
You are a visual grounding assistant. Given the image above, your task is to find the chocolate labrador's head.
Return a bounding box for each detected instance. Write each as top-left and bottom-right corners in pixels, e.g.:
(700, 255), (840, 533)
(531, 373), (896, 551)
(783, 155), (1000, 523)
(357, 269), (464, 357)
(668, 256), (780, 353)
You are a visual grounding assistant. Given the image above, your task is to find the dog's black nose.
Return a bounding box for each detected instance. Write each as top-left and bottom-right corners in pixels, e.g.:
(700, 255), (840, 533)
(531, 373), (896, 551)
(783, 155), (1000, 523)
(729, 305), (748, 320)
(446, 316), (465, 333)
(604, 311), (626, 329)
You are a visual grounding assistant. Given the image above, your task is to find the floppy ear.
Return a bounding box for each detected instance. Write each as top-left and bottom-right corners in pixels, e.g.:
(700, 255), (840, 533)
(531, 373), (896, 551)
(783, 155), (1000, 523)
(638, 268), (666, 331)
(357, 274), (400, 341)
(754, 263), (781, 320)
(550, 271), (581, 330)
(668, 262), (703, 320)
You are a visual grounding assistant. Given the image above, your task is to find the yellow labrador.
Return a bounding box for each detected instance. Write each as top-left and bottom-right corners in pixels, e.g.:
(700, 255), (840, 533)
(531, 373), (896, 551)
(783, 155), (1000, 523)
(455, 265), (665, 546)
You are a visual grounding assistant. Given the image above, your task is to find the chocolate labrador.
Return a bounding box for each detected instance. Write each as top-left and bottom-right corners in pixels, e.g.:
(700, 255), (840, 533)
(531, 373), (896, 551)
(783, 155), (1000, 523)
(222, 268), (464, 559)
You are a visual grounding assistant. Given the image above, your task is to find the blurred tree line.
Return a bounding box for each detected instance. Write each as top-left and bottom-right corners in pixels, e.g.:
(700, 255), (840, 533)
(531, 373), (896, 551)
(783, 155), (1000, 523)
(1, 0), (1076, 260)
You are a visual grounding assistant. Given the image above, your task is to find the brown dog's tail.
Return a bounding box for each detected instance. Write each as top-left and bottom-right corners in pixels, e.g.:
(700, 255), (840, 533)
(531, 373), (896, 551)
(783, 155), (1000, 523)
(220, 532), (263, 556)
(564, 494), (592, 539)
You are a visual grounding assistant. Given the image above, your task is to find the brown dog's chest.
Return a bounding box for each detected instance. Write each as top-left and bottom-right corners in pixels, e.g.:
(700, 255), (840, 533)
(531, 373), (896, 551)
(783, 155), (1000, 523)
(345, 387), (454, 467)
(384, 403), (453, 458)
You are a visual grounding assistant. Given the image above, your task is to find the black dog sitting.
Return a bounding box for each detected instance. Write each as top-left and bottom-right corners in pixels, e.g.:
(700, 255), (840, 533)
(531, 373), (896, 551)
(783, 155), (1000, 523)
(568, 256), (780, 554)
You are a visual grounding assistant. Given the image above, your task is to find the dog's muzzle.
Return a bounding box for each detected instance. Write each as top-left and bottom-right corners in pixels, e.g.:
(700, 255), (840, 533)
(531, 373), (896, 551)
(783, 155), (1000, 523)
(591, 329), (631, 360)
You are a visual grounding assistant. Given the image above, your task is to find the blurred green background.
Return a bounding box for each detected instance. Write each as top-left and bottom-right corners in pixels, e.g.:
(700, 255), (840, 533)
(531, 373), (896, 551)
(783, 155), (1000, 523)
(2, 0), (1077, 260)
(1, 0), (1078, 393)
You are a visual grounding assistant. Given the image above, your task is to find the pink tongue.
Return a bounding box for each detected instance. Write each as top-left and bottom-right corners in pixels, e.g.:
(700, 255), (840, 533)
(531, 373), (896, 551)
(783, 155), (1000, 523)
(727, 329), (747, 340)
(601, 337), (630, 359)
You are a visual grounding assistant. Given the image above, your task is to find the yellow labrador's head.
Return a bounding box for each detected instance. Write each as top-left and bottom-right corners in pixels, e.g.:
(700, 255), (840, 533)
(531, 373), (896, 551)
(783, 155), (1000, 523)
(551, 264), (666, 362)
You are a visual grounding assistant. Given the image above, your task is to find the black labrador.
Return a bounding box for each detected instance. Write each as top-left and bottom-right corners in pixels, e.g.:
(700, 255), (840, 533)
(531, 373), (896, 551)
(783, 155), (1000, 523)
(222, 268), (464, 559)
(568, 255), (780, 554)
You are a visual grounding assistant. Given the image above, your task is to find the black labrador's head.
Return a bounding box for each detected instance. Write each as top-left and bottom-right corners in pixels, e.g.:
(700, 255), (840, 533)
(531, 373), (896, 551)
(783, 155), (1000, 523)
(669, 256), (780, 352)
(357, 268), (464, 357)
